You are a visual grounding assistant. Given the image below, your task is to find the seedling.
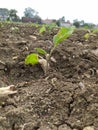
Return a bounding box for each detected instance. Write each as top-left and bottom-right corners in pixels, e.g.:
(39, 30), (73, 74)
(39, 23), (57, 34)
(84, 28), (98, 40)
(84, 33), (90, 39)
(10, 26), (19, 32)
(25, 27), (74, 74)
(30, 23), (40, 28)
(39, 25), (46, 34)
(92, 28), (98, 33)
(0, 22), (4, 28)
(48, 23), (57, 30)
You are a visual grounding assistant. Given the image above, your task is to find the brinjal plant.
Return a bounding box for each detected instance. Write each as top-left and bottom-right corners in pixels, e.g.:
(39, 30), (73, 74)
(25, 27), (74, 74)
(39, 23), (57, 34)
(39, 25), (46, 34)
(84, 28), (98, 40)
(10, 26), (19, 32)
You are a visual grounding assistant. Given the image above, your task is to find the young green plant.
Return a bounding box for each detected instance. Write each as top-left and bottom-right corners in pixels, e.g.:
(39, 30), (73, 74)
(84, 28), (98, 40)
(39, 23), (57, 34)
(25, 27), (74, 74)
(39, 25), (46, 34)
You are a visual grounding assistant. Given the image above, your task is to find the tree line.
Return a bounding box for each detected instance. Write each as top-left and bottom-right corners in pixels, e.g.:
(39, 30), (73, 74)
(0, 7), (96, 28)
(0, 7), (41, 23)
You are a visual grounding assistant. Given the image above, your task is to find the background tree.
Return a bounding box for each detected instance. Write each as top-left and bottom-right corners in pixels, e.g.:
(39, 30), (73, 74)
(73, 19), (80, 28)
(32, 15), (42, 24)
(60, 16), (65, 22)
(73, 19), (95, 28)
(0, 8), (9, 20)
(24, 7), (38, 18)
(56, 20), (60, 26)
(83, 23), (95, 29)
(80, 20), (85, 26)
(23, 7), (42, 23)
(9, 9), (20, 22)
(56, 16), (65, 26)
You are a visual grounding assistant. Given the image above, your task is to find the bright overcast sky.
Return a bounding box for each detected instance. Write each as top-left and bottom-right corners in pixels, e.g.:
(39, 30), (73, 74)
(0, 0), (98, 24)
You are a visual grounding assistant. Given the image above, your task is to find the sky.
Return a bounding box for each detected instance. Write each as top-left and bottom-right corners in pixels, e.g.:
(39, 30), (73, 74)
(0, 0), (98, 24)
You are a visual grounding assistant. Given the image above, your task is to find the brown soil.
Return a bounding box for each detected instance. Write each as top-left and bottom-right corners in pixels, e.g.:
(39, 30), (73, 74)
(0, 23), (98, 130)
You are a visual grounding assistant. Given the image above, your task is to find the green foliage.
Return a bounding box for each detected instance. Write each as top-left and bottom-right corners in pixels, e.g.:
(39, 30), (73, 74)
(24, 7), (38, 18)
(73, 20), (80, 28)
(0, 22), (4, 28)
(39, 23), (57, 34)
(84, 33), (90, 39)
(30, 23), (40, 27)
(39, 25), (46, 34)
(10, 27), (19, 32)
(35, 48), (47, 55)
(92, 28), (98, 33)
(8, 9), (20, 22)
(53, 27), (74, 46)
(25, 53), (39, 65)
(0, 8), (9, 21)
(25, 27), (74, 74)
(83, 25), (89, 29)
(48, 23), (57, 30)
(84, 28), (98, 40)
(0, 8), (20, 22)
(83, 23), (95, 29)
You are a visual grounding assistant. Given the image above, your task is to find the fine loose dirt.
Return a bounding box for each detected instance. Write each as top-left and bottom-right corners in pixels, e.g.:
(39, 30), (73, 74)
(0, 23), (98, 130)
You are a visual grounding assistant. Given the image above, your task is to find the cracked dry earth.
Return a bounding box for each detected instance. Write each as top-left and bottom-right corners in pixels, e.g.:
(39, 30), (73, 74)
(0, 23), (98, 130)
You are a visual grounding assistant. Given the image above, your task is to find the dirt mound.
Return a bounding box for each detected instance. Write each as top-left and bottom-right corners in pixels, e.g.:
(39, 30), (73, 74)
(0, 23), (98, 130)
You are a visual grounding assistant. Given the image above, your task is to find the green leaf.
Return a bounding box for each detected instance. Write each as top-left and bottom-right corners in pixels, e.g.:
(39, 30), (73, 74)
(39, 26), (46, 34)
(84, 33), (90, 39)
(48, 23), (56, 30)
(11, 27), (19, 31)
(93, 28), (98, 33)
(25, 53), (39, 65)
(53, 27), (74, 46)
(35, 48), (47, 55)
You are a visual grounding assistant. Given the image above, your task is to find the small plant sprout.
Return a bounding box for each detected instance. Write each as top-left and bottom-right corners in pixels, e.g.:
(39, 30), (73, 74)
(84, 28), (98, 40)
(39, 23), (57, 34)
(10, 26), (19, 32)
(92, 28), (98, 33)
(84, 33), (90, 39)
(48, 23), (57, 30)
(25, 27), (74, 74)
(39, 25), (46, 34)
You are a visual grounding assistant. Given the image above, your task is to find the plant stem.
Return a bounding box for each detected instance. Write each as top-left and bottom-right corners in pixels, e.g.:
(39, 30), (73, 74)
(45, 46), (56, 75)
(48, 46), (56, 61)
